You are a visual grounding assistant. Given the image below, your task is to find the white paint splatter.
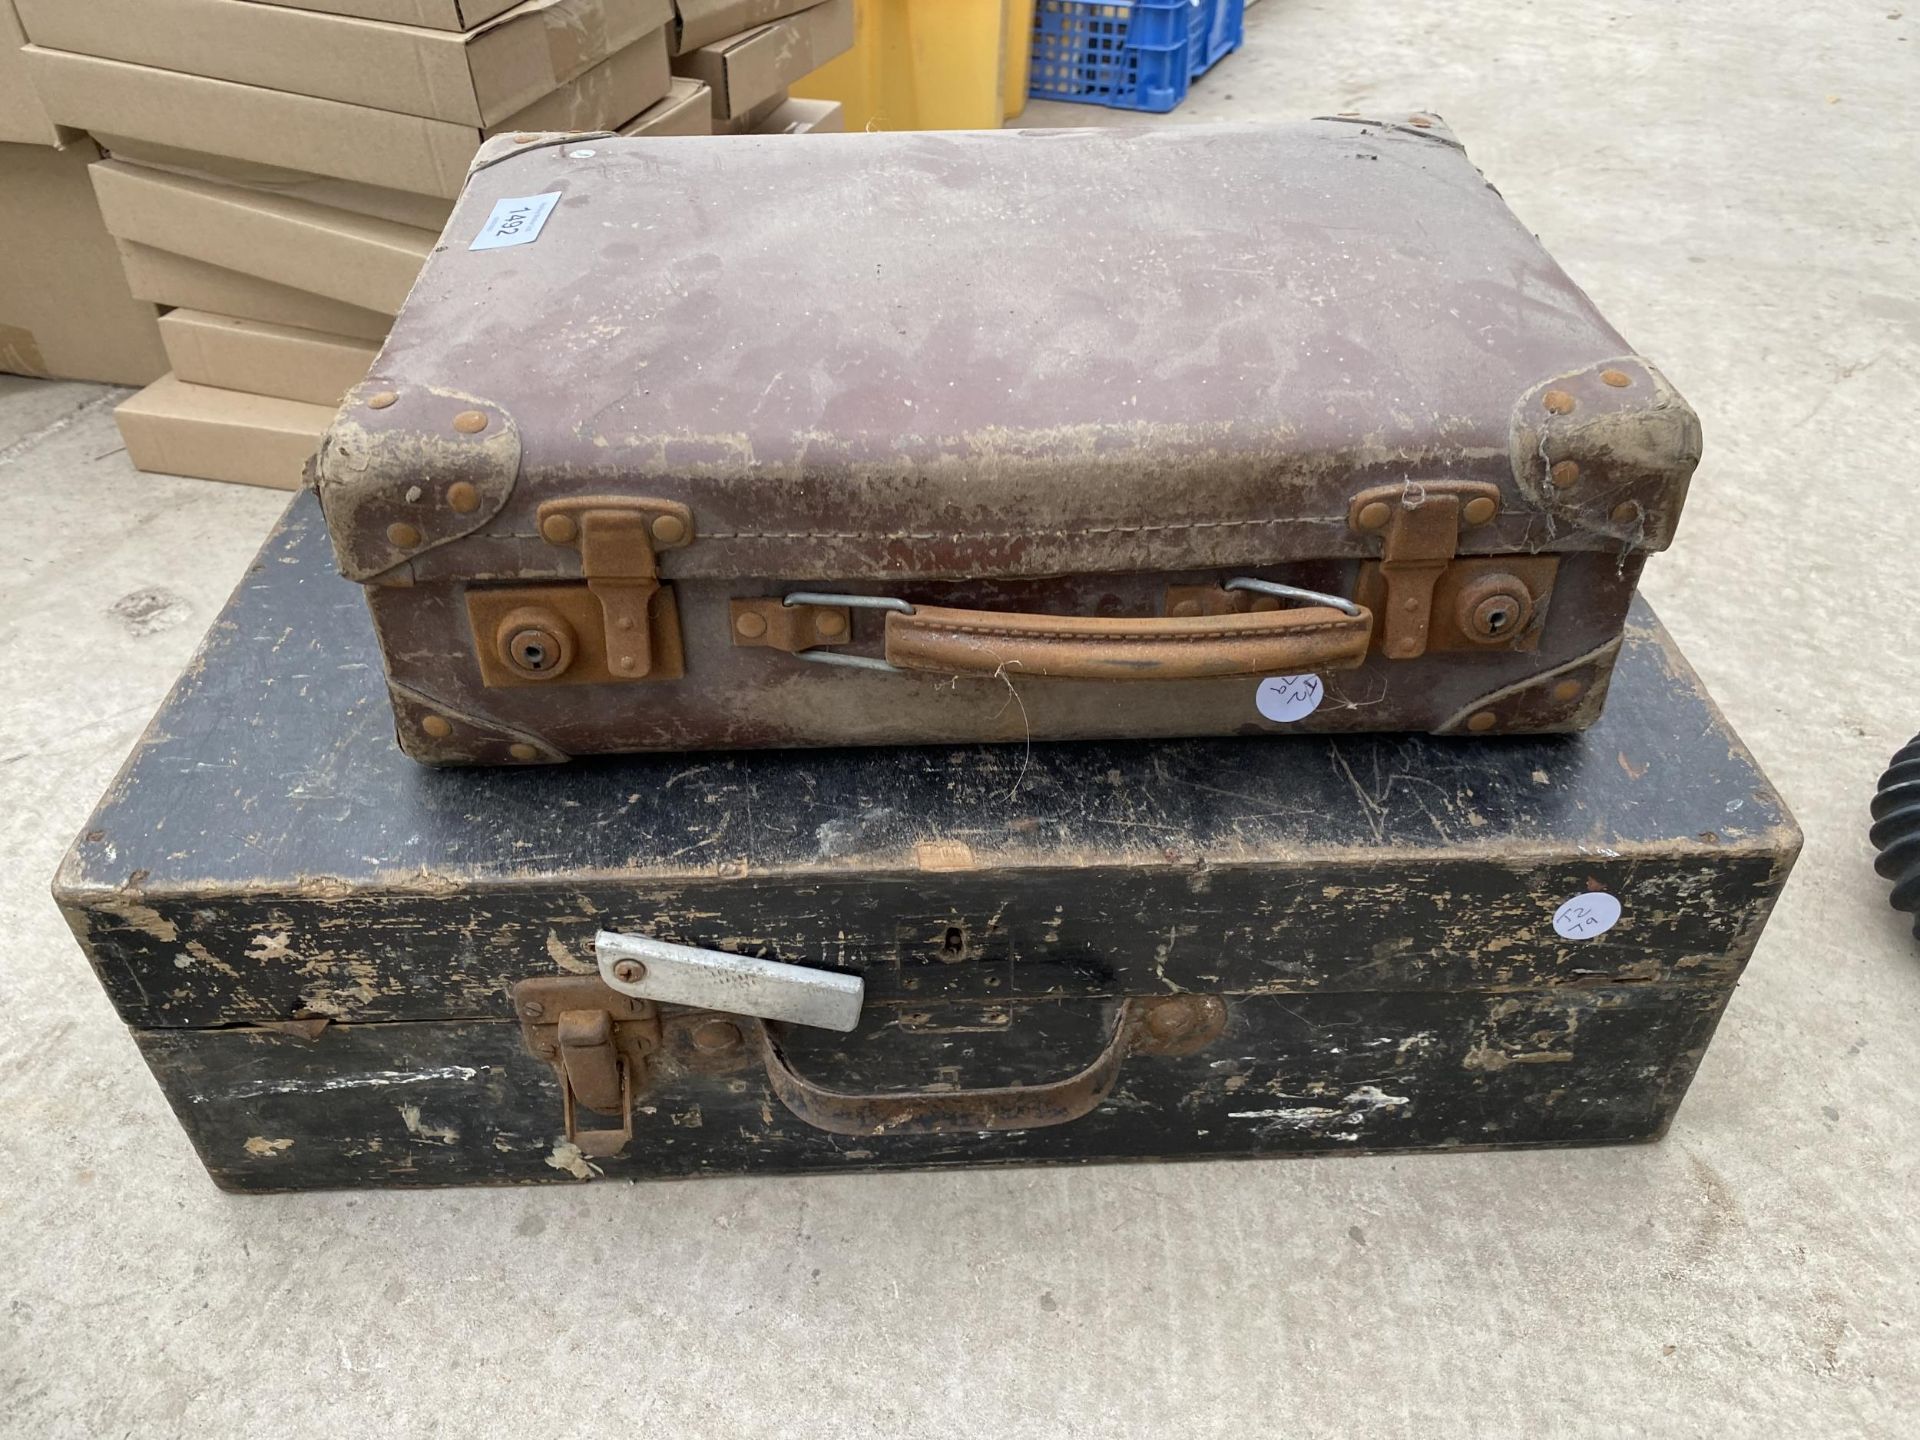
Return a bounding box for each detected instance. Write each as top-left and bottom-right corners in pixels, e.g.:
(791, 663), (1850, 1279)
(397, 1105), (459, 1144)
(1229, 1086), (1411, 1124)
(545, 1141), (600, 1181)
(199, 1066), (479, 1103)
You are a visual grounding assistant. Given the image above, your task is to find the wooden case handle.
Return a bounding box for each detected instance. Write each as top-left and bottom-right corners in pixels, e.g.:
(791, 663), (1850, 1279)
(750, 996), (1227, 1137)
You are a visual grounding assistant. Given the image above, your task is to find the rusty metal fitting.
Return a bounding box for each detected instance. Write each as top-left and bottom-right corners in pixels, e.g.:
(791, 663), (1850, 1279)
(1455, 572), (1534, 645)
(495, 606), (576, 681)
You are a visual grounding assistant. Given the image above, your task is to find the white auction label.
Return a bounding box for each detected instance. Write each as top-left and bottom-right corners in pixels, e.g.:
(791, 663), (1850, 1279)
(470, 192), (562, 251)
(1553, 892), (1622, 940)
(1255, 674), (1325, 723)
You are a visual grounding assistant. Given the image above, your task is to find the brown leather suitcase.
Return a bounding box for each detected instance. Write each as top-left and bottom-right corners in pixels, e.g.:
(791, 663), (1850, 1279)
(313, 115), (1701, 764)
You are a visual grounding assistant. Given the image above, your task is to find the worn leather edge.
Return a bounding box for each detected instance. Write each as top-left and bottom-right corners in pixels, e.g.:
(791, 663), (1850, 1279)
(1509, 356), (1702, 553)
(386, 677), (570, 766)
(1432, 635), (1623, 735)
(314, 383), (522, 583)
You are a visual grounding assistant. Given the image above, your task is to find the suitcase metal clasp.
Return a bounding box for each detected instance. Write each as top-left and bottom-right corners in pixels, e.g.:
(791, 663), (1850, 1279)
(467, 496), (691, 689)
(1348, 481), (1554, 659)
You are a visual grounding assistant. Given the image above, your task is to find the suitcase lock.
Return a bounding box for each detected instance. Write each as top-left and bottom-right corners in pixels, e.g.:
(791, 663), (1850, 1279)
(1348, 482), (1556, 659)
(467, 496), (692, 688)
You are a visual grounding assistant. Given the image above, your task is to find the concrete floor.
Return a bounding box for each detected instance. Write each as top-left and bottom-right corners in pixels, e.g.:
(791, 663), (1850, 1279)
(2, 1), (1916, 1434)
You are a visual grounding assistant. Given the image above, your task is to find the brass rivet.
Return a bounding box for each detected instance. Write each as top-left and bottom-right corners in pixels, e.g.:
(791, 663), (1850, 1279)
(1462, 496), (1498, 526)
(814, 612), (847, 638)
(1408, 116), (1433, 127)
(508, 742), (539, 761)
(1601, 369), (1633, 388)
(1550, 460), (1581, 488)
(366, 390), (398, 410)
(1467, 711), (1498, 732)
(1543, 390), (1576, 415)
(650, 514), (687, 545)
(421, 715), (452, 738)
(1169, 598), (1203, 618)
(446, 481), (479, 513)
(453, 410), (489, 434)
(540, 513), (578, 544)
(616, 655), (637, 672)
(513, 133), (540, 144)
(1611, 501), (1640, 523)
(1403, 598), (1420, 612)
(1356, 500), (1392, 530)
(735, 612), (769, 639)
(386, 522), (422, 547)
(1392, 638), (1421, 657)
(1552, 679), (1584, 703)
(616, 616), (635, 631)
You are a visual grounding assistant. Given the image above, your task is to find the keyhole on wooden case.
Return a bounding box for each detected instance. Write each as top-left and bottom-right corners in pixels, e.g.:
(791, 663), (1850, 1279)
(942, 926), (966, 961)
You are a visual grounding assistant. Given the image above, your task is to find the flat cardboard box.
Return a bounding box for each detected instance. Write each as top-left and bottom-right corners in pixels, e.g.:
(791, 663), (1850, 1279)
(26, 29), (671, 198)
(618, 77), (712, 135)
(91, 160), (435, 316)
(231, 0), (523, 30)
(117, 242), (393, 342)
(96, 135), (457, 231)
(159, 310), (378, 407)
(669, 0), (818, 55)
(116, 374), (334, 491)
(754, 95), (841, 134)
(17, 0), (672, 127)
(713, 87), (787, 135)
(0, 0), (61, 143)
(0, 140), (167, 384)
(671, 0), (851, 119)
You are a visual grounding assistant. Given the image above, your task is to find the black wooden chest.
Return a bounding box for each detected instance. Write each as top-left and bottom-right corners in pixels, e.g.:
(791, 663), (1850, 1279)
(54, 496), (1798, 1192)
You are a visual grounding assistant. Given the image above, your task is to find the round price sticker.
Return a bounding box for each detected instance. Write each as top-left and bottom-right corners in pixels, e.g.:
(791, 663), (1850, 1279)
(1255, 675), (1325, 723)
(1553, 892), (1622, 940)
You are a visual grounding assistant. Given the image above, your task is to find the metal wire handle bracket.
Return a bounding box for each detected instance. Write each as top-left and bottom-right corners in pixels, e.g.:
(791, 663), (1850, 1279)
(1222, 577), (1364, 618)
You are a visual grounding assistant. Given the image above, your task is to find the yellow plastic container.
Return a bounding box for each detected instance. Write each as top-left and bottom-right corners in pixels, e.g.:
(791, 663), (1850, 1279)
(793, 0), (1038, 131)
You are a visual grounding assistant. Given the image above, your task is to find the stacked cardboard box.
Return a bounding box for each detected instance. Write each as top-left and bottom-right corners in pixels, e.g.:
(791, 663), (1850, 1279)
(12, 0), (851, 490)
(670, 0), (853, 131)
(0, 2), (168, 387)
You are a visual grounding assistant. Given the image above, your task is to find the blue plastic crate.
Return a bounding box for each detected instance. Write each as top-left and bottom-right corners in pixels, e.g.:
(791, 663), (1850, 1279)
(1029, 0), (1244, 114)
(1193, 0), (1245, 76)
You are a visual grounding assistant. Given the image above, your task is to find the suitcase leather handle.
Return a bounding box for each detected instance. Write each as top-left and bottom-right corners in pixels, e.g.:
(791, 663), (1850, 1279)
(751, 996), (1227, 1137)
(880, 603), (1373, 680)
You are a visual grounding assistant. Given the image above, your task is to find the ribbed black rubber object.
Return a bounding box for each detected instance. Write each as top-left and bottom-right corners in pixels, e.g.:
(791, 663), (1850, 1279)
(1871, 733), (1920, 938)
